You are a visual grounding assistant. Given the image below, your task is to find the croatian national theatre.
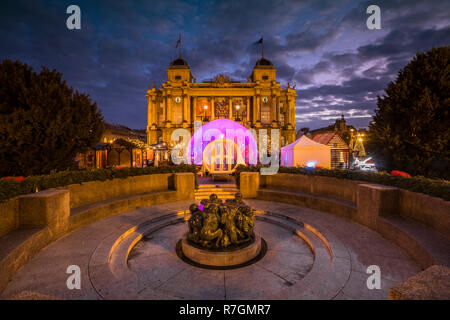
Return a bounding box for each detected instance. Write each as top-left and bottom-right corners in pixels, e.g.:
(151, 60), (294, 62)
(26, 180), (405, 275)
(146, 53), (297, 151)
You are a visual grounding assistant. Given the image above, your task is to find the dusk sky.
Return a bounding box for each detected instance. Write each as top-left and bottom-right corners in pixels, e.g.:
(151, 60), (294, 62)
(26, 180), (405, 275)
(1, 0), (449, 130)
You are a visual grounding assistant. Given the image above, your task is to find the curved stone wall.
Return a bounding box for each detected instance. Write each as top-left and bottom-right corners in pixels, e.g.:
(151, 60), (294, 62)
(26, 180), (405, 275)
(0, 172), (196, 293)
(250, 172), (450, 239)
(0, 198), (19, 237)
(240, 172), (450, 274)
(261, 173), (363, 203)
(58, 173), (172, 208)
(1, 171), (448, 299)
(398, 189), (450, 239)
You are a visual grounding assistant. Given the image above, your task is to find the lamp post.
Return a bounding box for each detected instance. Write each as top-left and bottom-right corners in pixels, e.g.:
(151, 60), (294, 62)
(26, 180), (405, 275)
(235, 105), (240, 122)
(203, 105), (209, 122)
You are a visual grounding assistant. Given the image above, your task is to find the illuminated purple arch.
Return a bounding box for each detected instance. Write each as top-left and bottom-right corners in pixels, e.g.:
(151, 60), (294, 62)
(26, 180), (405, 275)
(188, 119), (258, 165)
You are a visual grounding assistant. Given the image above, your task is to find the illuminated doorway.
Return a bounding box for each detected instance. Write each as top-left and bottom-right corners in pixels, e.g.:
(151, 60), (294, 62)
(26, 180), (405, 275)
(202, 138), (245, 174)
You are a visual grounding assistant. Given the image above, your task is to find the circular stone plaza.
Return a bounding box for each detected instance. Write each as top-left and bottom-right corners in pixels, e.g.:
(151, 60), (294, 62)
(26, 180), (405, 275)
(0, 171), (449, 300)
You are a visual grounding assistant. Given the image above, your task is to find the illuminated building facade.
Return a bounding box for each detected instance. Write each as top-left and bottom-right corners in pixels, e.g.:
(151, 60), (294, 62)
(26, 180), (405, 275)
(146, 54), (298, 155)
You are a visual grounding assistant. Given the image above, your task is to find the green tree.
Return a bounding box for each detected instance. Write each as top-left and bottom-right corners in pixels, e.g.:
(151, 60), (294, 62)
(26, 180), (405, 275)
(367, 47), (449, 179)
(0, 59), (104, 176)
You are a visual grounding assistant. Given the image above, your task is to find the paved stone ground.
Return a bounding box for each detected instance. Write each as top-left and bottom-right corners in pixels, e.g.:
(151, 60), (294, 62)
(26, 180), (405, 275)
(127, 221), (313, 299)
(0, 200), (421, 300)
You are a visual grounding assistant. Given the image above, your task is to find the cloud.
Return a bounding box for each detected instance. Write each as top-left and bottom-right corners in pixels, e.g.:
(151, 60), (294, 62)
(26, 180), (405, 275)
(0, 0), (448, 130)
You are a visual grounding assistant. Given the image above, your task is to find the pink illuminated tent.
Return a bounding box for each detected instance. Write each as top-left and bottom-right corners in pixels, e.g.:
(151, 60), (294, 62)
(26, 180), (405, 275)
(280, 135), (331, 168)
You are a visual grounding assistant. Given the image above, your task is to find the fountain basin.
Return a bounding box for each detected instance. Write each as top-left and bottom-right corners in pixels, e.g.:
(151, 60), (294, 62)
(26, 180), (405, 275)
(180, 233), (262, 267)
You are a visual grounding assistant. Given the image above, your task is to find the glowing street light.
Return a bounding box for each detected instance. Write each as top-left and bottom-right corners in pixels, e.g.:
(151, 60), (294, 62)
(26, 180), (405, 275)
(235, 105), (241, 121)
(203, 105), (209, 122)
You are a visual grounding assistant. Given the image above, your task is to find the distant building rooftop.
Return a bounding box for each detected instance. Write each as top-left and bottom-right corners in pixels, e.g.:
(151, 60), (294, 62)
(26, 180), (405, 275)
(311, 132), (337, 145)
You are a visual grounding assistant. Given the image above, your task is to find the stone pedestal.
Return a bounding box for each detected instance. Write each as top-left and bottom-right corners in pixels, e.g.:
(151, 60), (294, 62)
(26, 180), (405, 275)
(356, 184), (399, 230)
(181, 235), (262, 267)
(173, 172), (195, 200)
(19, 189), (70, 239)
(240, 172), (260, 198)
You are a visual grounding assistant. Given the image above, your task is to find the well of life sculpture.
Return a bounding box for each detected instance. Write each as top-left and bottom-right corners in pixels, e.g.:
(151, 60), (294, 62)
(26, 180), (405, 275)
(180, 192), (262, 267)
(187, 192), (255, 249)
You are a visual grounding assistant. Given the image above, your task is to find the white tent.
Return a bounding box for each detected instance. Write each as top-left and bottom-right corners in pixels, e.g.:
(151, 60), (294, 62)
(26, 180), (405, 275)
(280, 135), (331, 168)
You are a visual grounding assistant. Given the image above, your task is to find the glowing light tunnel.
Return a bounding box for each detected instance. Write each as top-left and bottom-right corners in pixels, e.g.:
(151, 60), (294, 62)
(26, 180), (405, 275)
(188, 119), (258, 167)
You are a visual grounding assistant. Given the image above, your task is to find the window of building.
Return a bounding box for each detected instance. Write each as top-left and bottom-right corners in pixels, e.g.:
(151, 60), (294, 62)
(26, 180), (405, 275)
(261, 98), (271, 124)
(175, 75), (181, 80)
(261, 105), (270, 124)
(279, 102), (285, 125)
(172, 103), (182, 125)
(262, 75), (269, 80)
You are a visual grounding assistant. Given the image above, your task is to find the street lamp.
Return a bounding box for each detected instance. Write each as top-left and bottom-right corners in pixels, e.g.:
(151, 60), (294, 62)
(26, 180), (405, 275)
(203, 105), (209, 122)
(235, 105), (240, 121)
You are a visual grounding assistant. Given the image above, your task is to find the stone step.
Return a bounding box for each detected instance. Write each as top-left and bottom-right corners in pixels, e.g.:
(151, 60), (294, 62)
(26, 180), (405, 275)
(196, 188), (238, 191)
(195, 190), (239, 195)
(195, 194), (234, 199)
(198, 184), (237, 189)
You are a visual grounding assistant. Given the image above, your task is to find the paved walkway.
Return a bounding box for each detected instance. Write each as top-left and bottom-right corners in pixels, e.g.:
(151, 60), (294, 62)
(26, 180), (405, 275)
(0, 200), (420, 300)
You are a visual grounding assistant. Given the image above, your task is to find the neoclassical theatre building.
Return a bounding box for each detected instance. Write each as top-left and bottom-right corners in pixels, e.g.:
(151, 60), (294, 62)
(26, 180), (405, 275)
(146, 53), (297, 163)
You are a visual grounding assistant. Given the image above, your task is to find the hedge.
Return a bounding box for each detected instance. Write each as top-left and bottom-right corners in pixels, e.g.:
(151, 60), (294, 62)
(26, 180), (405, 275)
(234, 165), (450, 201)
(0, 165), (200, 202)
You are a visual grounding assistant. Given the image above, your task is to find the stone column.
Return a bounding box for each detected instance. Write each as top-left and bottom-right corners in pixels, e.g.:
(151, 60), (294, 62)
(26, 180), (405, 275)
(246, 97), (250, 124)
(163, 95), (167, 122)
(167, 95), (172, 123)
(152, 98), (157, 125)
(193, 96), (197, 123)
(256, 95), (261, 121)
(290, 97), (296, 125)
(284, 96), (291, 125)
(276, 96), (280, 122)
(252, 96), (257, 124)
(181, 97), (185, 122)
(211, 97), (215, 120)
(270, 96), (275, 122)
(147, 98), (152, 127)
(184, 95), (190, 124)
(229, 98), (233, 120)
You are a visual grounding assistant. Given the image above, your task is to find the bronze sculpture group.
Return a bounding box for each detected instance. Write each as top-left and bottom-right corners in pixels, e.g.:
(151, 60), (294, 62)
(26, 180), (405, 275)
(187, 192), (255, 249)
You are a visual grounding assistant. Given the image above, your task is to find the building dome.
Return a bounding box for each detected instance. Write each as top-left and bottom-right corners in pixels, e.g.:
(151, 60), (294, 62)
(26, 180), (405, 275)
(169, 57), (189, 68)
(254, 57), (274, 68)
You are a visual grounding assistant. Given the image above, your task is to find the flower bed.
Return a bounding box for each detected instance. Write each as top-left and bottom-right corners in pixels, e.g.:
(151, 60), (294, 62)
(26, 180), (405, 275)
(0, 165), (199, 202)
(234, 165), (450, 201)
